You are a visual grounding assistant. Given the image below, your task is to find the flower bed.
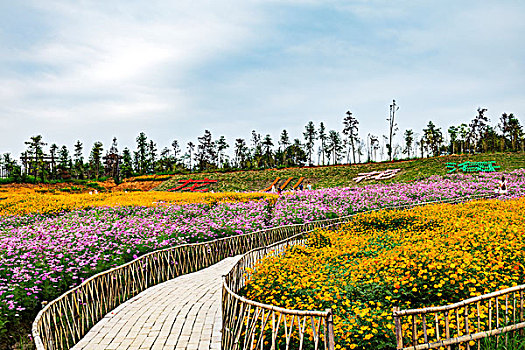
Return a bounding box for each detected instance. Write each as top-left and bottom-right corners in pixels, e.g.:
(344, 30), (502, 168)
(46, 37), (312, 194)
(242, 197), (525, 350)
(0, 189), (274, 216)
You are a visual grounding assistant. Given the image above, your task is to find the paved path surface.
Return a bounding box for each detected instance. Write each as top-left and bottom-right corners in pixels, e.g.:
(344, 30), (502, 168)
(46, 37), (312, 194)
(72, 256), (241, 350)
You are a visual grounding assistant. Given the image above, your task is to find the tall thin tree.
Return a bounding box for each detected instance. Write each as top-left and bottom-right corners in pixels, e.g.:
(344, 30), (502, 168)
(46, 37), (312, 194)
(24, 135), (47, 181)
(234, 138), (248, 169)
(403, 129), (414, 159)
(187, 142), (195, 170)
(342, 110), (359, 164)
(215, 136), (229, 168)
(387, 100), (399, 161)
(279, 130), (290, 166)
(261, 134), (274, 168)
(318, 122), (327, 165)
(303, 121), (317, 166)
(89, 142), (103, 180)
(135, 132), (148, 174)
(73, 140), (84, 179)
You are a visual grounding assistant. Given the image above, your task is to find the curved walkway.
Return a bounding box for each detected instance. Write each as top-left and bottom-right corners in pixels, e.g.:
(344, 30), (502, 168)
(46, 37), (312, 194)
(72, 256), (241, 350)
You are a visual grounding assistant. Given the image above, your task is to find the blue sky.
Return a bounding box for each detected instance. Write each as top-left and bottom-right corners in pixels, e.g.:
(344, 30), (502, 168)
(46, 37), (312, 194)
(1, 0), (524, 159)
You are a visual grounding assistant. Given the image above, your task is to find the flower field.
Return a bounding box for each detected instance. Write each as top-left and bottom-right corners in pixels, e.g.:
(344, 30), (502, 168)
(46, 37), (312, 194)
(0, 189), (275, 216)
(271, 170), (525, 225)
(242, 197), (525, 349)
(0, 170), (524, 344)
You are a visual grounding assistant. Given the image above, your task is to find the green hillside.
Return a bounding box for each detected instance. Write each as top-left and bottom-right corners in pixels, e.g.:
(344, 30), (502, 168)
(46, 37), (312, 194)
(154, 152), (525, 192)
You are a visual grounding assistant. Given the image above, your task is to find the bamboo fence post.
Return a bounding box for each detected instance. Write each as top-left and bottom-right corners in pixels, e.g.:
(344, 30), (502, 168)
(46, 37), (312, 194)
(393, 307), (404, 350)
(455, 308), (460, 338)
(513, 292), (516, 326)
(476, 301), (481, 350)
(520, 290), (523, 336)
(496, 297), (500, 348)
(326, 309), (335, 350)
(422, 313), (428, 344)
(435, 312), (440, 342)
(464, 306), (470, 350)
(445, 311), (451, 350)
(496, 297), (500, 328)
(489, 299), (492, 332)
(412, 314), (417, 346)
(505, 295), (509, 347)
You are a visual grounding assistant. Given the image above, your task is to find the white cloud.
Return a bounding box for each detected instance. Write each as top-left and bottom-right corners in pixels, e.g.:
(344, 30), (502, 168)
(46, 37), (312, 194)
(1, 0), (266, 155)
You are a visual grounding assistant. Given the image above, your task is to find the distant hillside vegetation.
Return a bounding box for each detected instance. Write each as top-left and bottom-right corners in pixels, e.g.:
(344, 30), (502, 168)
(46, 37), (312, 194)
(154, 153), (525, 192)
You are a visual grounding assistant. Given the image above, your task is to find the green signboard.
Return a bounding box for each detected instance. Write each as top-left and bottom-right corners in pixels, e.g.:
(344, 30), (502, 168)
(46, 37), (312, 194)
(445, 161), (500, 173)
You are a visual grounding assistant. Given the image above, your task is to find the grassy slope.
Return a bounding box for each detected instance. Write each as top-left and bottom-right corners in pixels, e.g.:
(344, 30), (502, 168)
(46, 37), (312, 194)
(155, 152), (525, 192)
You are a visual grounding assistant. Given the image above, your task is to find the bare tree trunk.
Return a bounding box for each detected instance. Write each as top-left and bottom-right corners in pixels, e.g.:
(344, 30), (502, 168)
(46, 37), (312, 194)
(351, 140), (356, 164)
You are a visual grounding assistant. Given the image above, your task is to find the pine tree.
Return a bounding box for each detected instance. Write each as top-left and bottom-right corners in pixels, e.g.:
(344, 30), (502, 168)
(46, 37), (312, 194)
(318, 122), (327, 165)
(287, 139), (307, 166)
(196, 130), (215, 170)
(120, 148), (133, 178)
(262, 134), (274, 168)
(327, 130), (343, 165)
(447, 126), (458, 154)
(160, 147), (171, 172)
(250, 130), (262, 168)
(499, 113), (524, 151)
(49, 144), (58, 179)
(215, 136), (229, 168)
(469, 108), (489, 153)
(234, 138), (248, 169)
(73, 140), (84, 179)
(24, 135), (47, 181)
(135, 132), (148, 174)
(59, 145), (70, 171)
(342, 110), (359, 164)
(148, 140), (157, 173)
(403, 129), (414, 158)
(89, 142), (104, 180)
(367, 134), (379, 162)
(171, 140), (180, 162)
(187, 142), (195, 170)
(423, 121), (443, 157)
(105, 137), (120, 179)
(278, 130), (290, 166)
(458, 123), (469, 154)
(303, 121), (317, 166)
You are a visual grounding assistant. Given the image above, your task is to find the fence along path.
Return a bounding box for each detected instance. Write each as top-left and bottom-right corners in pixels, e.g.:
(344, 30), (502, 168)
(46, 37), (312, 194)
(393, 285), (525, 350)
(33, 194), (494, 350)
(222, 227), (336, 350)
(72, 256), (241, 350)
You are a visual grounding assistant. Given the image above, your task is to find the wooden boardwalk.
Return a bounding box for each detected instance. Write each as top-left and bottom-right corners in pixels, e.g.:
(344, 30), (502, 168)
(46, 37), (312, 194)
(72, 256), (241, 350)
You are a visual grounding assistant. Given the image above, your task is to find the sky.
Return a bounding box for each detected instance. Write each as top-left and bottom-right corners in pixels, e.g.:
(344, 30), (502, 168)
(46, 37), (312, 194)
(1, 0), (524, 160)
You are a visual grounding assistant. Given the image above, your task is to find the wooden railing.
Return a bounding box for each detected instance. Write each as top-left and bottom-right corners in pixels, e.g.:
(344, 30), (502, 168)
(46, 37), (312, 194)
(32, 222), (323, 349)
(393, 285), (525, 350)
(222, 221), (340, 350)
(221, 194), (497, 350)
(32, 193), (495, 349)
